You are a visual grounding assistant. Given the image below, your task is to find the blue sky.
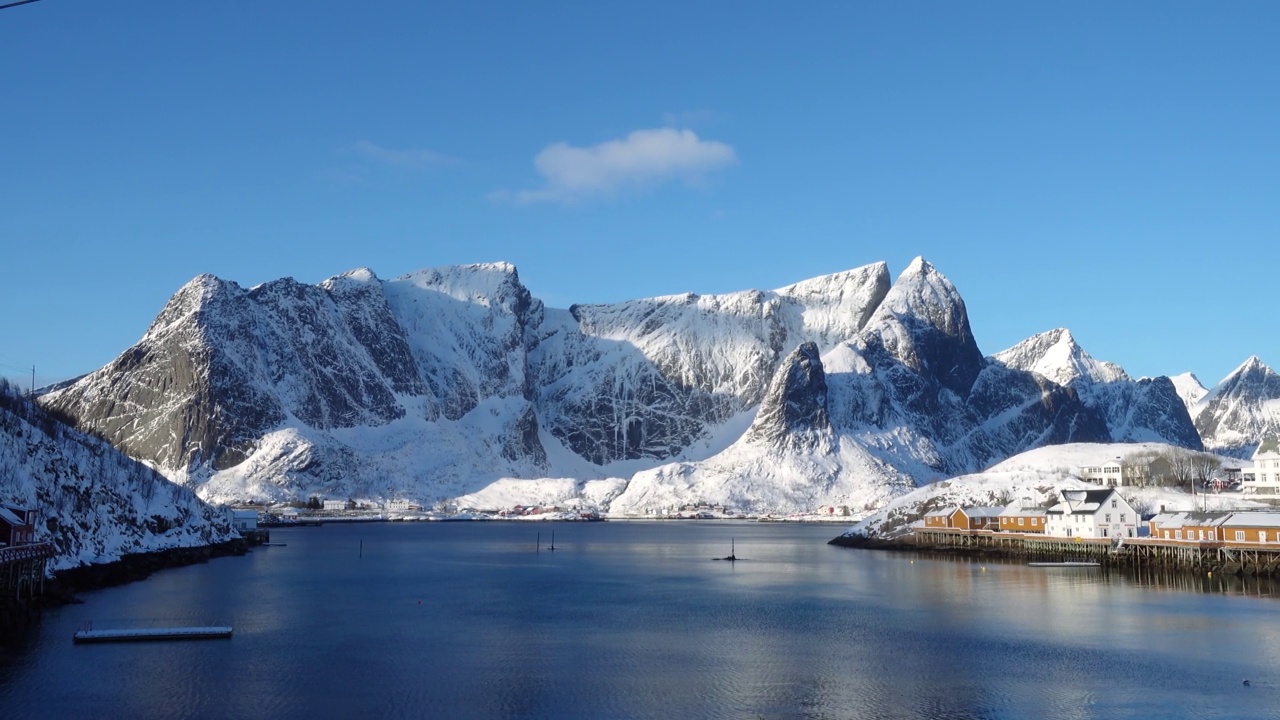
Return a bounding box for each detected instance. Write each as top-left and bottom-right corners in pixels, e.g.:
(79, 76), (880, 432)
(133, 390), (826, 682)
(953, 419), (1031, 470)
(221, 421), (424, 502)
(1, 1), (1277, 390)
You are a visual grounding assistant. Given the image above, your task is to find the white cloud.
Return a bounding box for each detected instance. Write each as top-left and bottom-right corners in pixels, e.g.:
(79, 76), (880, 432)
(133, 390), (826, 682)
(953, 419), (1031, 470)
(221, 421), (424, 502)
(349, 140), (456, 169)
(508, 127), (737, 205)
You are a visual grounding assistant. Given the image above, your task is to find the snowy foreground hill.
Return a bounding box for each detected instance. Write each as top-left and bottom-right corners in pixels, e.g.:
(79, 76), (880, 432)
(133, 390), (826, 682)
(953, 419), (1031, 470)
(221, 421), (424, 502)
(37, 257), (1274, 517)
(840, 442), (1268, 540)
(0, 382), (234, 570)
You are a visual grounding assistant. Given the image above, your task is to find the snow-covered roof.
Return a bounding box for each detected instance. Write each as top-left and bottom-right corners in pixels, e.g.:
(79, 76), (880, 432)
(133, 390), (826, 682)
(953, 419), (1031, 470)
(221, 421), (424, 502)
(1000, 504), (1046, 517)
(1047, 489), (1122, 516)
(1222, 512), (1280, 529)
(963, 506), (1005, 518)
(0, 506), (24, 526)
(924, 507), (959, 518)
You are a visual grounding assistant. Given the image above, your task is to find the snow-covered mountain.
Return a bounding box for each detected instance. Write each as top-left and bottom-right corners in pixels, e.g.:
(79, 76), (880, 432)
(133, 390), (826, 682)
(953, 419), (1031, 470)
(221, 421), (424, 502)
(992, 329), (1202, 449)
(39, 257), (1214, 515)
(1194, 356), (1280, 457)
(0, 380), (234, 570)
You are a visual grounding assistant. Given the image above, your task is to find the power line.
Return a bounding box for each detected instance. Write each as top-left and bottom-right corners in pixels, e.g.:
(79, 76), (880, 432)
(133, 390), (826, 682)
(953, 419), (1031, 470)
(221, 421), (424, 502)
(0, 0), (45, 10)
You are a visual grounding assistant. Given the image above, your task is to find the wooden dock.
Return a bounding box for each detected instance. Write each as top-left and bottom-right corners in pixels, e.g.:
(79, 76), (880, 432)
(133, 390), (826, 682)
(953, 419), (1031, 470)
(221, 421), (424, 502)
(907, 528), (1280, 576)
(72, 626), (233, 643)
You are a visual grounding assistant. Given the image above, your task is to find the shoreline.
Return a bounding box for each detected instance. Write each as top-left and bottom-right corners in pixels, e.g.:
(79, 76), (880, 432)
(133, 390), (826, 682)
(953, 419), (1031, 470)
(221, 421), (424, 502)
(827, 532), (1280, 579)
(1, 539), (249, 640)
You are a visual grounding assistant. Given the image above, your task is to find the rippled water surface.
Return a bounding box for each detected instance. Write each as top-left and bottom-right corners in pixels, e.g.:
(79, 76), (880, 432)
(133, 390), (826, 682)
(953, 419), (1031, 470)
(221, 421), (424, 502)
(3, 521), (1280, 719)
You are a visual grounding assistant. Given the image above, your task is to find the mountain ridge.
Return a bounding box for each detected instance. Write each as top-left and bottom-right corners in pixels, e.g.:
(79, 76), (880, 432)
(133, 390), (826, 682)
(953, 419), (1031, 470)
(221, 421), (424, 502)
(37, 257), (1255, 514)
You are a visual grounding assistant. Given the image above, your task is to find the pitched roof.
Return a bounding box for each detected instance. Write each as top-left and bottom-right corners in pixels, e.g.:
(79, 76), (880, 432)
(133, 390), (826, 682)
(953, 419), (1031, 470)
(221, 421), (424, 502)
(963, 506), (1006, 518)
(1000, 504), (1046, 517)
(1046, 488), (1128, 516)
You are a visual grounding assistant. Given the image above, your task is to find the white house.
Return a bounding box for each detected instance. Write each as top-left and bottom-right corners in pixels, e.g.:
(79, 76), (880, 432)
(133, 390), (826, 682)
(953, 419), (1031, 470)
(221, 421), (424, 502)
(227, 508), (259, 532)
(1044, 488), (1139, 539)
(386, 499), (419, 512)
(323, 500), (348, 511)
(1241, 439), (1280, 495)
(1078, 460), (1124, 487)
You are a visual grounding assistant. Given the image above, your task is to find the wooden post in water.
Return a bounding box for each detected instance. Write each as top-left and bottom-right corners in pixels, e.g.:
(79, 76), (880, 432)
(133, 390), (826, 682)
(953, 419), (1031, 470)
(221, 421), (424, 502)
(359, 539), (363, 558)
(537, 531), (541, 553)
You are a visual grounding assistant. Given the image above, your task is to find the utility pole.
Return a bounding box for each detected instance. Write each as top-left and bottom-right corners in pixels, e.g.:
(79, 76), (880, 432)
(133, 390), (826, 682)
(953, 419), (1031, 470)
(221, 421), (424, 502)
(31, 365), (35, 397)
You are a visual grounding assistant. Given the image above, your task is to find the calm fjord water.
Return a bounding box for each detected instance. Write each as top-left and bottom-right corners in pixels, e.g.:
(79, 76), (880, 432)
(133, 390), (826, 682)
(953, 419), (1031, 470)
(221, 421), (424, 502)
(3, 521), (1279, 719)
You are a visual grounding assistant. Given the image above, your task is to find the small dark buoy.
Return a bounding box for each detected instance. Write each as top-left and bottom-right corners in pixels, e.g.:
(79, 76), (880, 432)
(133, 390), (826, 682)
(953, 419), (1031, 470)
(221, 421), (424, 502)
(1244, 680), (1251, 686)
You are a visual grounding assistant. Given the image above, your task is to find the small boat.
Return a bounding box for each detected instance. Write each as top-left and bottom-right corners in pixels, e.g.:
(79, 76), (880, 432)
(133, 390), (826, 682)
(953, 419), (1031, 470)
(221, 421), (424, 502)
(1028, 561), (1100, 568)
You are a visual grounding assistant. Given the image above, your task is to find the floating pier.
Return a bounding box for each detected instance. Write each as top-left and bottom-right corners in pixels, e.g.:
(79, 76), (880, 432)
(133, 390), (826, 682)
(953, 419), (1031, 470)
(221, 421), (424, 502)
(72, 626), (233, 644)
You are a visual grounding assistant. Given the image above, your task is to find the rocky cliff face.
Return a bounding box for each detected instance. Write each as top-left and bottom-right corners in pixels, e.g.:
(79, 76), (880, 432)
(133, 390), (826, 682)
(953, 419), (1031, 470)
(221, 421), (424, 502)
(744, 342), (832, 451)
(37, 257), (1213, 513)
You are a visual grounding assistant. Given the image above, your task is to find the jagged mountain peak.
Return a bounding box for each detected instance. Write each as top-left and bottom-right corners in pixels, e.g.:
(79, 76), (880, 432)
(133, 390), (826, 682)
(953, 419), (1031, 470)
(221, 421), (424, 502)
(392, 262), (529, 309)
(993, 328), (1129, 387)
(1169, 372), (1208, 413)
(745, 342), (831, 449)
(856, 257), (983, 396)
(1195, 355), (1280, 457)
(1229, 355), (1272, 380)
(324, 266), (381, 287)
(875, 257), (965, 328)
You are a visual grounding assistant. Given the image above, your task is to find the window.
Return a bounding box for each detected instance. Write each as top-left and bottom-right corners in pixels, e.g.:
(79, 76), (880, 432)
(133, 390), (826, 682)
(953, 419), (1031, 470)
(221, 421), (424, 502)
(1120, 514), (1126, 522)
(1237, 531), (1246, 541)
(1111, 500), (1118, 508)
(1176, 530), (1183, 539)
(1105, 513), (1112, 522)
(1018, 518), (1024, 526)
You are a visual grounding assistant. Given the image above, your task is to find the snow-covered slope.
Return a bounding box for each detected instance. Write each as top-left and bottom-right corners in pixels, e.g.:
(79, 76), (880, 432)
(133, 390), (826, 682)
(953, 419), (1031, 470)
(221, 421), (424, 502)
(1195, 356), (1280, 457)
(0, 381), (234, 570)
